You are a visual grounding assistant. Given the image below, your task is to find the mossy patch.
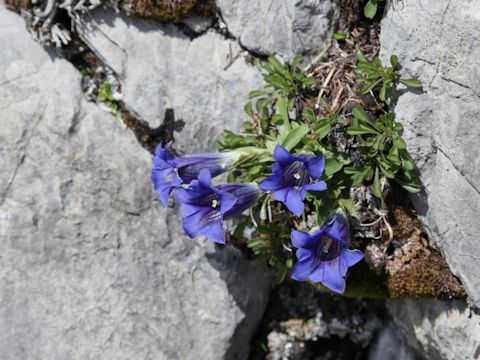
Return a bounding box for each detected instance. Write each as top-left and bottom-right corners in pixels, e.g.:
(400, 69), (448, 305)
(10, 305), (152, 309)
(123, 0), (198, 22)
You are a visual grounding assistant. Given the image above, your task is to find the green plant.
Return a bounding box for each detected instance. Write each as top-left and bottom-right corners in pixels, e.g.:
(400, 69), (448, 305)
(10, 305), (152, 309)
(345, 106), (421, 196)
(364, 0), (382, 19)
(356, 52), (422, 106)
(98, 81), (120, 115)
(215, 54), (422, 285)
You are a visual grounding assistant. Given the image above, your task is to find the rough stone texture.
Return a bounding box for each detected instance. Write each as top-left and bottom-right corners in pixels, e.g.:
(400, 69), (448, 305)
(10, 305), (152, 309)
(389, 299), (480, 360)
(0, 5), (270, 360)
(368, 324), (415, 360)
(380, 0), (480, 305)
(76, 9), (264, 148)
(216, 0), (336, 61)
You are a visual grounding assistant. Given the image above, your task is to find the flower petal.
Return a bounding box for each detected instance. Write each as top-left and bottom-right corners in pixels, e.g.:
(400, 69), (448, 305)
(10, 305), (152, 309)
(197, 168), (212, 187)
(174, 187), (193, 204)
(259, 174), (283, 192)
(182, 208), (210, 238)
(342, 249), (364, 267)
(273, 187), (289, 202)
(309, 263), (325, 283)
(219, 192), (238, 214)
(291, 230), (315, 248)
(321, 260), (346, 294)
(273, 145), (298, 165)
(199, 219), (226, 244)
(327, 214), (349, 242)
(153, 157), (173, 170)
(284, 189), (305, 216)
(291, 260), (314, 281)
(306, 156), (325, 179)
(296, 248), (314, 262)
(159, 188), (172, 207)
(303, 181), (327, 192)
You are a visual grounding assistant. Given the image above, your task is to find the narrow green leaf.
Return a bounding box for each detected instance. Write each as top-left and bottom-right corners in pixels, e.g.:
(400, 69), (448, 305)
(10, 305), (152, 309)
(281, 124), (310, 151)
(249, 90), (266, 99)
(333, 32), (347, 40)
(356, 51), (369, 63)
(361, 78), (382, 94)
(352, 106), (371, 123)
(244, 102), (253, 117)
(373, 167), (382, 198)
(268, 56), (286, 75)
(399, 78), (422, 88)
(379, 82), (386, 101)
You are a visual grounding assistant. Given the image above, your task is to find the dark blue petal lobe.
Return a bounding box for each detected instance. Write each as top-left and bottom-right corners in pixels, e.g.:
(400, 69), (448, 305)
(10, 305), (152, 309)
(273, 145), (299, 165)
(306, 156), (326, 179)
(291, 230), (316, 248)
(321, 260), (346, 293)
(291, 260), (315, 281)
(284, 189), (305, 216)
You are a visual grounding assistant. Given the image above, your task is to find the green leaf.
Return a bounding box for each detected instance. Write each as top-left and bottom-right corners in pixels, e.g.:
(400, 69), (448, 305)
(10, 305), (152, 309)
(393, 136), (407, 149)
(324, 158), (343, 177)
(364, 0), (378, 19)
(281, 124), (310, 151)
(373, 167), (382, 198)
(356, 51), (369, 63)
(249, 90), (266, 99)
(303, 108), (316, 122)
(314, 120), (331, 141)
(361, 78), (382, 94)
(291, 55), (303, 69)
(399, 78), (422, 88)
(395, 172), (422, 193)
(268, 56), (286, 75)
(244, 102), (253, 117)
(333, 32), (347, 40)
(399, 149), (416, 171)
(379, 82), (386, 101)
(390, 55), (398, 67)
(352, 106), (371, 123)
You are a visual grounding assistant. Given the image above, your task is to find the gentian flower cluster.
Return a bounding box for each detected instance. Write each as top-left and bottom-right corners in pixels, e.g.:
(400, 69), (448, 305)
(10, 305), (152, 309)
(151, 143), (364, 294)
(152, 144), (260, 244)
(291, 213), (364, 293)
(152, 144), (241, 207)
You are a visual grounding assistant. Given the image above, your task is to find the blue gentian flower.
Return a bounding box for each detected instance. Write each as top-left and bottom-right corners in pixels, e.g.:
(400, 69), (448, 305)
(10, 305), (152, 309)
(290, 213), (364, 294)
(259, 145), (327, 216)
(174, 169), (260, 244)
(151, 144), (240, 207)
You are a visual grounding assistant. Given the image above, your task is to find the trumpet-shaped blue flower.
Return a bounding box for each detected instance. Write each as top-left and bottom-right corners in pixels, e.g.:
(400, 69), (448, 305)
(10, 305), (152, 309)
(259, 145), (327, 216)
(151, 144), (240, 207)
(174, 169), (260, 244)
(290, 213), (364, 294)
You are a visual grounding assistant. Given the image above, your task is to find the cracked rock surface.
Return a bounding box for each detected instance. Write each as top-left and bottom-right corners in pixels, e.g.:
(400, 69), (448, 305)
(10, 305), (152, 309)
(388, 299), (480, 360)
(77, 8), (265, 142)
(0, 4), (270, 359)
(380, 0), (480, 306)
(216, 0), (336, 61)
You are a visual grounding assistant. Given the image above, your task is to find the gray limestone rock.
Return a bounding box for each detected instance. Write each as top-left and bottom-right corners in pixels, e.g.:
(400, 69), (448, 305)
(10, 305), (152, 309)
(76, 9), (264, 146)
(380, 0), (480, 306)
(216, 0), (336, 61)
(0, 5), (269, 360)
(368, 324), (415, 360)
(389, 299), (480, 360)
